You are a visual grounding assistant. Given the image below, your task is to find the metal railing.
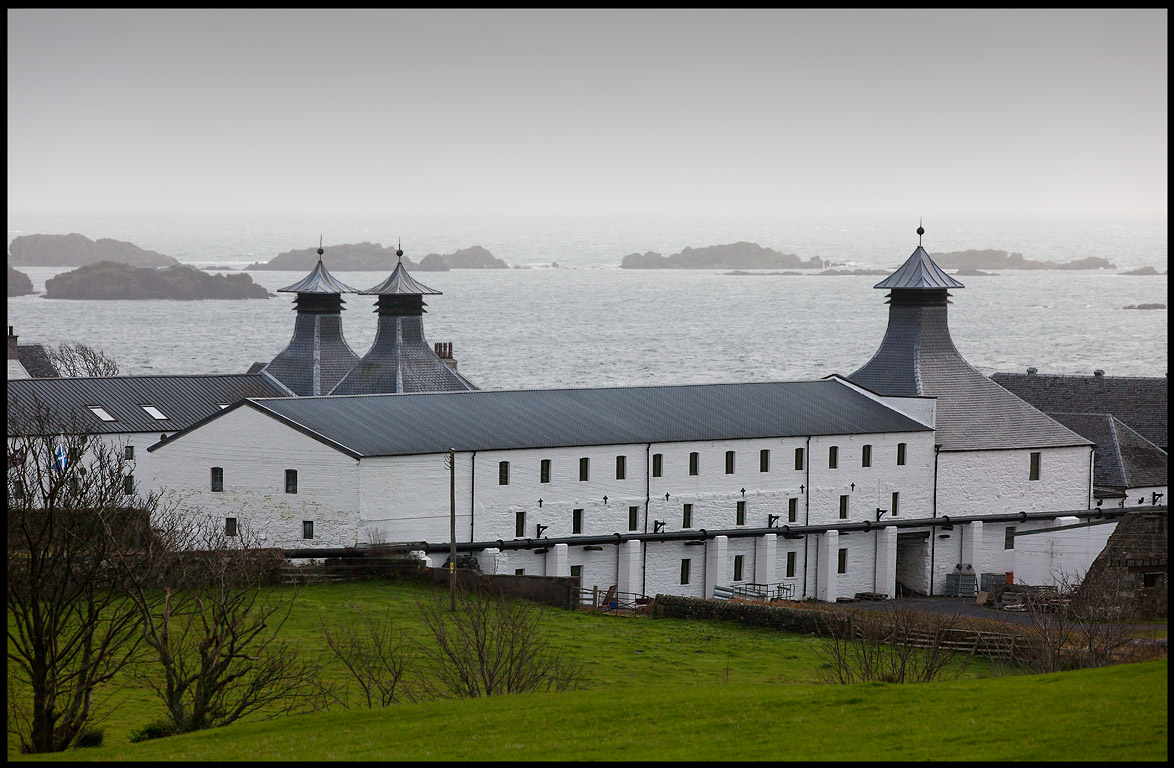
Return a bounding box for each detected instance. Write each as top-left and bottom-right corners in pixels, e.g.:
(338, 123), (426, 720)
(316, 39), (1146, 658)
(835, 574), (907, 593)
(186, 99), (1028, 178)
(577, 585), (651, 613)
(714, 581), (797, 602)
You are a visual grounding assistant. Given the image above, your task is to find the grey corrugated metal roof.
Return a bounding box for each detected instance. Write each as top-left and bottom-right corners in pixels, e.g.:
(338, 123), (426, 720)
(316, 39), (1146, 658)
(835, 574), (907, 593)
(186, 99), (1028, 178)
(278, 258), (360, 294)
(181, 379), (933, 459)
(359, 259), (441, 295)
(874, 246), (964, 290)
(1046, 412), (1167, 490)
(329, 315), (476, 395)
(849, 303), (1091, 451)
(8, 373), (288, 436)
(991, 372), (1168, 450)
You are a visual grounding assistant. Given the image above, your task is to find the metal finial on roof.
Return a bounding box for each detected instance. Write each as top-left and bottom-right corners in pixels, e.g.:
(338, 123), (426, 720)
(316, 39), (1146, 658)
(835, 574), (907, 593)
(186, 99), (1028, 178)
(917, 219), (924, 246)
(318, 235), (324, 259)
(396, 238), (403, 261)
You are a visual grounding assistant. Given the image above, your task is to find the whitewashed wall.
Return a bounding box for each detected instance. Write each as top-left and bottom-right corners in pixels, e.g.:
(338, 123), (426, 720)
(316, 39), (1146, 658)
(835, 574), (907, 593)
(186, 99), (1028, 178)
(1013, 518), (1119, 586)
(935, 446), (1093, 518)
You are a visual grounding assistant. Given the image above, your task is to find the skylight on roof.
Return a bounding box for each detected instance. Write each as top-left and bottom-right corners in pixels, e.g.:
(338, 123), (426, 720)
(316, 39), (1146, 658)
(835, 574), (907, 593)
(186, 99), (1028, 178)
(88, 406), (116, 422)
(141, 405), (169, 420)
(217, 403), (230, 409)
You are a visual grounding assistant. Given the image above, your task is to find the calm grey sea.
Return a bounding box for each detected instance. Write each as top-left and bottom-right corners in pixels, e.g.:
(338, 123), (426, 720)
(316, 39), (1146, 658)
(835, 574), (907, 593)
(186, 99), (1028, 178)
(6, 214), (1168, 387)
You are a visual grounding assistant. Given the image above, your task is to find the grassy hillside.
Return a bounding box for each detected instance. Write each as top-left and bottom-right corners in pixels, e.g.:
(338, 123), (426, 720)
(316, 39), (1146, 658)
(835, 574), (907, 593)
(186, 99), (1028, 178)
(25, 660), (1168, 761)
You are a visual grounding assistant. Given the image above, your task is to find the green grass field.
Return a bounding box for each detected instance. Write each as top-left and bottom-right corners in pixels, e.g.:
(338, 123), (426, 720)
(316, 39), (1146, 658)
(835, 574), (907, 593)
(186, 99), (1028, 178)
(9, 580), (1168, 761)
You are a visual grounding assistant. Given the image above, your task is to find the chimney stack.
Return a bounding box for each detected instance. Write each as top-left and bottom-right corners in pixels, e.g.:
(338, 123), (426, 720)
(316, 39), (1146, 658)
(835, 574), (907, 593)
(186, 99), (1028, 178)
(1026, 367), (1037, 375)
(1093, 369), (1105, 377)
(434, 341), (458, 370)
(8, 326), (17, 360)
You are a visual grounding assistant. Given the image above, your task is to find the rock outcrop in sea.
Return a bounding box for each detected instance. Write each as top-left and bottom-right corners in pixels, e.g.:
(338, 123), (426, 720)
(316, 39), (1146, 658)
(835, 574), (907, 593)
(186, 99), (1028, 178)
(621, 241), (824, 269)
(247, 242), (507, 271)
(44, 261), (270, 300)
(8, 265), (34, 296)
(931, 249), (1116, 270)
(8, 233), (181, 267)
(415, 246), (508, 270)
(1119, 266), (1161, 276)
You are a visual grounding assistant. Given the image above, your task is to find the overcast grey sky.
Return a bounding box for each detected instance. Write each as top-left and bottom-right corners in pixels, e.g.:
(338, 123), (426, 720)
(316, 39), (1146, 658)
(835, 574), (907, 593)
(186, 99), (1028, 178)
(6, 9), (1168, 218)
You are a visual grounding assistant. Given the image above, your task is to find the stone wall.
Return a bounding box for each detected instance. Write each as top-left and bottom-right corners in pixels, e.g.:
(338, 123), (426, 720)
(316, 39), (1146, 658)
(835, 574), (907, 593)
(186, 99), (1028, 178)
(1082, 509), (1168, 617)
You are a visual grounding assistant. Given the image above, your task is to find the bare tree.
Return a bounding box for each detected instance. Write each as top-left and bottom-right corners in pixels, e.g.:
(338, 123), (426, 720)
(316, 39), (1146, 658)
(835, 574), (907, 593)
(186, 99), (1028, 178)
(46, 342), (120, 378)
(118, 513), (324, 734)
(416, 587), (581, 699)
(820, 603), (969, 684)
(320, 606), (415, 708)
(6, 394), (155, 753)
(1069, 567), (1138, 667)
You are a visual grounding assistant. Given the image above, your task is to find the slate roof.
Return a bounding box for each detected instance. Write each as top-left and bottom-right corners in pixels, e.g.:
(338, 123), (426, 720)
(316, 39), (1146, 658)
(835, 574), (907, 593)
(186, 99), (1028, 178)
(277, 257), (359, 294)
(991, 372), (1168, 450)
(154, 379), (934, 459)
(874, 246), (964, 290)
(7, 373), (288, 436)
(359, 259), (441, 295)
(17, 344), (61, 378)
(261, 314), (360, 396)
(1046, 412), (1167, 490)
(328, 315), (477, 395)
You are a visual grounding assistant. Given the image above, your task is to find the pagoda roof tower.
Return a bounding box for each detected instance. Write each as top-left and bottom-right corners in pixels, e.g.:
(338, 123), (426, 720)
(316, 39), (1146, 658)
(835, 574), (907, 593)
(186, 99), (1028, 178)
(329, 246), (476, 395)
(260, 246), (362, 396)
(847, 224), (1089, 452)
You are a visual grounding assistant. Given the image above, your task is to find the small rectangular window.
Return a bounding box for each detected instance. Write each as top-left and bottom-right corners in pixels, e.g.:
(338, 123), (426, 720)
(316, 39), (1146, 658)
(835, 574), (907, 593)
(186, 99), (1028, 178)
(570, 564), (583, 582)
(285, 469), (298, 494)
(760, 449), (770, 472)
(725, 450), (735, 474)
(573, 508), (584, 534)
(829, 446), (838, 469)
(786, 550), (796, 578)
(1005, 525), (1016, 550)
(689, 452), (699, 476)
(794, 447), (804, 470)
(141, 405), (169, 420)
(839, 495), (849, 519)
(733, 554), (744, 582)
(838, 548), (847, 574)
(499, 461), (510, 485)
(211, 466), (224, 492)
(736, 500), (746, 526)
(788, 497), (798, 523)
(897, 443), (906, 466)
(862, 444), (872, 467)
(1029, 452), (1041, 481)
(540, 459), (551, 484)
(124, 445), (135, 460)
(515, 511), (526, 538)
(303, 520), (314, 539)
(652, 453), (663, 477)
(682, 503), (693, 528)
(616, 455), (626, 480)
(88, 405), (116, 422)
(891, 491), (900, 517)
(225, 517), (237, 537)
(628, 505), (639, 531)
(515, 568), (525, 576)
(680, 559), (691, 585)
(579, 457), (589, 481)
(123, 474), (134, 494)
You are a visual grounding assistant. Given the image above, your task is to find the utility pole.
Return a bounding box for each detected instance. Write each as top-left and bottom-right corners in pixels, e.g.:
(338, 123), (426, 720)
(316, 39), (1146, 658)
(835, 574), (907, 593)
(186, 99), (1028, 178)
(449, 448), (456, 612)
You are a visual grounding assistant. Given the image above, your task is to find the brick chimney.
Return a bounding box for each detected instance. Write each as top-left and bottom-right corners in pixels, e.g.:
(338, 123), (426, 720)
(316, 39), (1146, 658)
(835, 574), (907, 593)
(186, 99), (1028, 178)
(434, 341), (458, 370)
(8, 326), (17, 360)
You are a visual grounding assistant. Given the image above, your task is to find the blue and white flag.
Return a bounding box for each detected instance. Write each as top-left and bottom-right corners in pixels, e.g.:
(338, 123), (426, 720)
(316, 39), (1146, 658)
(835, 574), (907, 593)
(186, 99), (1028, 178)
(54, 444), (68, 472)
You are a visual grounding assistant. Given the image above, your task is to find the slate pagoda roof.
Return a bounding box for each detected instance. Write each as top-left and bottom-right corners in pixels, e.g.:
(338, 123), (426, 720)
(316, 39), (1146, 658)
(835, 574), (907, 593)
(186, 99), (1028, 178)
(874, 245), (965, 290)
(359, 257), (441, 296)
(277, 256), (359, 294)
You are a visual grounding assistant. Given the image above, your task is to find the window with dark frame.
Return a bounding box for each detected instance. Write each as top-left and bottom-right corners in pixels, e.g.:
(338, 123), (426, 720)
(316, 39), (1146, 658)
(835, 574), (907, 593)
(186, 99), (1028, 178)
(579, 457), (589, 481)
(680, 559), (690, 585)
(123, 474), (134, 494)
(795, 447), (804, 470)
(788, 497), (798, 523)
(652, 453), (663, 477)
(1029, 452), (1041, 481)
(540, 459), (551, 483)
(570, 565), (583, 583)
(516, 511), (526, 538)
(837, 548), (847, 574)
(573, 508), (584, 534)
(862, 444), (872, 467)
(616, 455), (626, 480)
(733, 555), (744, 582)
(302, 520), (314, 539)
(285, 469), (298, 494)
(499, 461), (510, 485)
(839, 495), (849, 519)
(725, 450), (735, 474)
(689, 452), (699, 476)
(682, 503), (693, 528)
(897, 443), (906, 465)
(515, 568), (525, 576)
(829, 446), (838, 469)
(760, 449), (770, 472)
(211, 466), (224, 492)
(628, 506), (639, 531)
(736, 500), (746, 526)
(225, 517), (237, 537)
(786, 550), (796, 578)
(1005, 525), (1016, 550)
(125, 445), (135, 460)
(891, 491), (900, 517)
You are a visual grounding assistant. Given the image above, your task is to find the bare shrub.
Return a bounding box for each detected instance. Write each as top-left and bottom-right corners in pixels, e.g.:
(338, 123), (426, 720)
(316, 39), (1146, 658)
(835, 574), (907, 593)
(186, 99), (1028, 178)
(1068, 568), (1139, 668)
(321, 606), (416, 708)
(416, 587), (582, 698)
(820, 603), (970, 684)
(46, 342), (119, 377)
